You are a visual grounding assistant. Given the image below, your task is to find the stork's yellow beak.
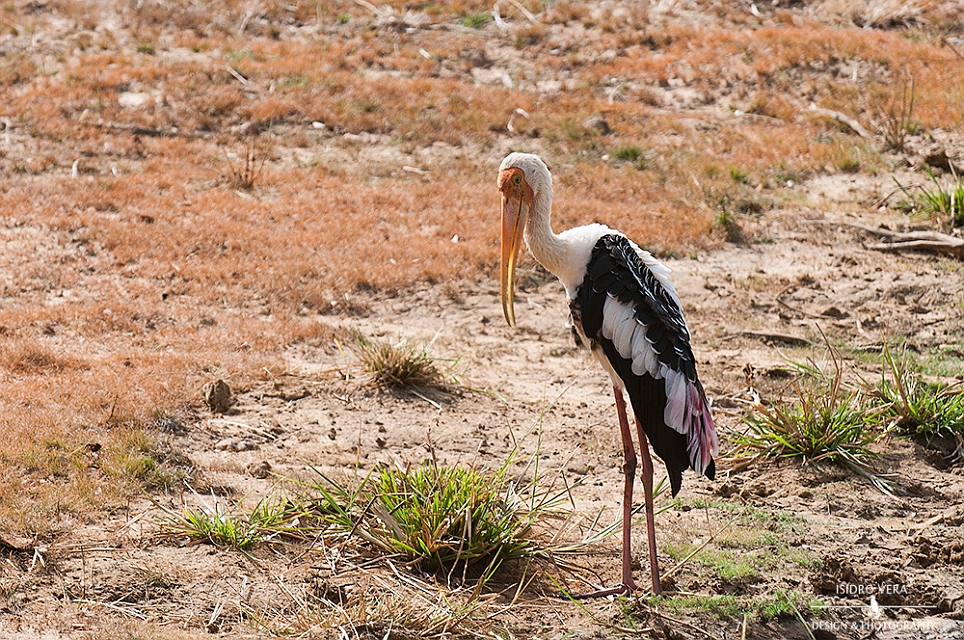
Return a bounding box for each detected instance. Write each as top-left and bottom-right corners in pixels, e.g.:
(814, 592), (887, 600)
(500, 193), (527, 327)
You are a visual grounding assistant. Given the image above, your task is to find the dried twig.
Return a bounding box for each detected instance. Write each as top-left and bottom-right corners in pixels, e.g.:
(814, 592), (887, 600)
(740, 330), (811, 346)
(868, 238), (964, 258)
(775, 286), (825, 320)
(495, 0), (538, 23)
(943, 37), (964, 62)
(915, 505), (963, 529)
(808, 104), (872, 139)
(809, 220), (964, 258)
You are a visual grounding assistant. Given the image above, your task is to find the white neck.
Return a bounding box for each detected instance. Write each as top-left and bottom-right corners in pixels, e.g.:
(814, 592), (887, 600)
(524, 187), (565, 275)
(525, 186), (610, 298)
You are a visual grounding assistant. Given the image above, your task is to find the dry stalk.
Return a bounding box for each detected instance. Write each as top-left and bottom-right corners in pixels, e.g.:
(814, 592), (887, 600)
(222, 140), (268, 191)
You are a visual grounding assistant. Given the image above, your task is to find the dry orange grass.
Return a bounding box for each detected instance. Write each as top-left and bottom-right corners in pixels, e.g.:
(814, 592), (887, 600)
(1, 0), (962, 537)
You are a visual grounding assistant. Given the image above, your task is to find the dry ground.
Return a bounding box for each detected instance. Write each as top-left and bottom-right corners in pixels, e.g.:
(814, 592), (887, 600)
(1, 1), (964, 638)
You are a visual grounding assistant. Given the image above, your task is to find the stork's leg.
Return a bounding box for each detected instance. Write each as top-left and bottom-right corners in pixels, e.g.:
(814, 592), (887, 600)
(633, 416), (663, 595)
(574, 384), (638, 599)
(613, 385), (639, 594)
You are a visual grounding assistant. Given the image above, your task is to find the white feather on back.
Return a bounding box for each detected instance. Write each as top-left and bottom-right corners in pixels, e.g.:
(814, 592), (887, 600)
(631, 328), (655, 377)
(599, 295), (694, 436)
(601, 296), (665, 380)
(663, 369), (687, 431)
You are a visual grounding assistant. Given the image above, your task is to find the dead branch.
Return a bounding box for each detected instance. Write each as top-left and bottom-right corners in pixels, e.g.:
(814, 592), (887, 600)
(867, 238), (964, 258)
(808, 104), (872, 139)
(740, 330), (811, 346)
(863, 227), (963, 258)
(943, 37), (964, 62)
(808, 220), (964, 259)
(100, 122), (209, 139)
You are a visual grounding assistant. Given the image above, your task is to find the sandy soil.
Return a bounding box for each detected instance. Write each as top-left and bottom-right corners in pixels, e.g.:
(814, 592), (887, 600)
(6, 176), (963, 639)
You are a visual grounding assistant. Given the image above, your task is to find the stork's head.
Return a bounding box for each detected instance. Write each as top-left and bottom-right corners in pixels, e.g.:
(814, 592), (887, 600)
(498, 152), (550, 326)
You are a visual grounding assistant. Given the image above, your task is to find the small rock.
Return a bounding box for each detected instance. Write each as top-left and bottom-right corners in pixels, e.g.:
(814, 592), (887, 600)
(716, 481), (738, 497)
(215, 437), (258, 452)
(203, 379), (232, 413)
(922, 147), (959, 174)
(750, 480), (772, 497)
(566, 461), (589, 476)
(247, 460), (272, 478)
(582, 115), (611, 135)
(118, 91), (151, 108)
(0, 533), (34, 552)
(156, 415), (185, 434)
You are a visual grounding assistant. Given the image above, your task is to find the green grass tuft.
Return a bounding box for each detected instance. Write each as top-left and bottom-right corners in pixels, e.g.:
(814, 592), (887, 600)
(894, 163), (964, 227)
(715, 208), (744, 243)
(730, 167), (750, 184)
(733, 346), (892, 493)
(291, 455), (572, 588)
(647, 589), (823, 621)
(652, 593), (744, 618)
(664, 541), (759, 582)
(612, 145), (649, 170)
(366, 462), (536, 573)
(867, 345), (964, 450)
(459, 13), (490, 29)
(104, 430), (196, 491)
(161, 494), (309, 551)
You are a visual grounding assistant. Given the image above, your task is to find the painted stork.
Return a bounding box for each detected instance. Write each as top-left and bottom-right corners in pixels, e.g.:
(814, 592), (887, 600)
(498, 152), (718, 597)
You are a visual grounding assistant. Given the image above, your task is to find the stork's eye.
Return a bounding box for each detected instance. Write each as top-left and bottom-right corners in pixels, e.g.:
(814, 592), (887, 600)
(513, 175), (521, 184)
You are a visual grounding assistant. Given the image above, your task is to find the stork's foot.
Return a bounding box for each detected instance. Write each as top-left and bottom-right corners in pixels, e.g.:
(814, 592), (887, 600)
(571, 580), (638, 600)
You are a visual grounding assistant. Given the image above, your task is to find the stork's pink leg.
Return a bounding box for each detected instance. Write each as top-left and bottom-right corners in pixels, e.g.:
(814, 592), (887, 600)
(575, 385), (638, 599)
(634, 416), (662, 595)
(614, 386), (639, 594)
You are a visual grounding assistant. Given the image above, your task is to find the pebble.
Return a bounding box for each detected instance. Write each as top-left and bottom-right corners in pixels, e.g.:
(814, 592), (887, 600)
(215, 437), (258, 452)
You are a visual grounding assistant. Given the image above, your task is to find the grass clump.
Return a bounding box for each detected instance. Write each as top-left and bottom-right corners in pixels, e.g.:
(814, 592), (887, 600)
(651, 593), (743, 618)
(665, 541), (759, 582)
(612, 145), (648, 170)
(365, 461), (537, 573)
(104, 430), (196, 490)
(715, 208), (745, 243)
(877, 75), (917, 153)
(730, 167), (750, 184)
(737, 342), (964, 488)
(755, 589), (823, 620)
(894, 163), (964, 227)
(159, 449), (570, 590)
(866, 345), (964, 456)
(733, 346), (891, 493)
(223, 140), (268, 191)
(664, 500), (814, 586)
(354, 337), (453, 389)
(162, 494), (308, 551)
(459, 13), (490, 29)
(169, 506), (264, 550)
(294, 456), (565, 589)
